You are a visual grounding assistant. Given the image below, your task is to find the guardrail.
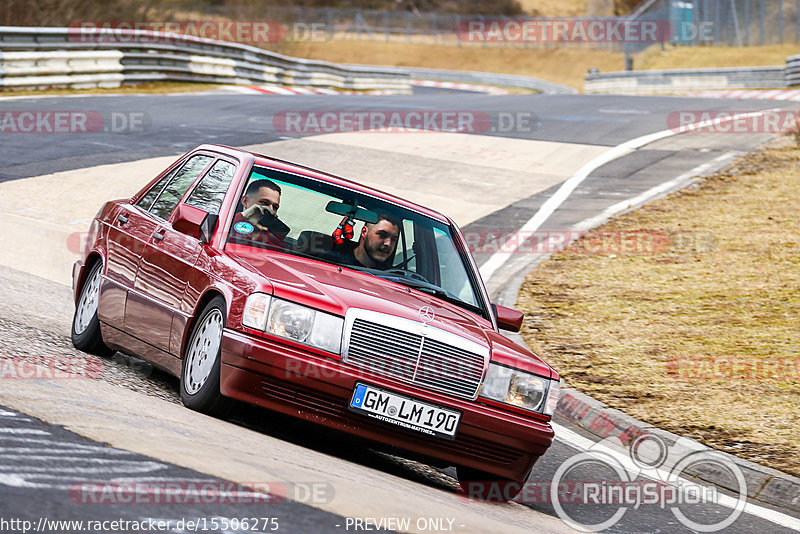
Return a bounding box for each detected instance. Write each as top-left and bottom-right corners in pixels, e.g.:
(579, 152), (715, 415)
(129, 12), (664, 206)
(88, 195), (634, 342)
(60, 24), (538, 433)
(585, 66), (787, 95)
(0, 26), (412, 92)
(786, 54), (800, 87)
(405, 67), (576, 95)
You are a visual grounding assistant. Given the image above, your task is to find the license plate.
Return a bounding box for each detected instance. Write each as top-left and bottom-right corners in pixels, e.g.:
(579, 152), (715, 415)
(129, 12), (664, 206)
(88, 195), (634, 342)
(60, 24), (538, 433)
(349, 383), (461, 440)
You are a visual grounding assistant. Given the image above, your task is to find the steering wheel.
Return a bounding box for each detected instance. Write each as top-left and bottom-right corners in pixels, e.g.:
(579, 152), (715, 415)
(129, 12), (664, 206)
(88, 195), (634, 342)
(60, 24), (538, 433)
(385, 268), (430, 284)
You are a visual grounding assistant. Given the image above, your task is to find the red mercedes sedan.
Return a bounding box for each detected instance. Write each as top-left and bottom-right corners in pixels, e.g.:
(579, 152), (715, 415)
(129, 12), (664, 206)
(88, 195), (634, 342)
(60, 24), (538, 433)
(71, 144), (560, 498)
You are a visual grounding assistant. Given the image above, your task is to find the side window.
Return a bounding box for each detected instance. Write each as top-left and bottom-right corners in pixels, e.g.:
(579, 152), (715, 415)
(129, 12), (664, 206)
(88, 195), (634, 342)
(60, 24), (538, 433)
(394, 219), (415, 270)
(185, 159), (236, 215)
(149, 155), (213, 220)
(137, 166), (178, 211)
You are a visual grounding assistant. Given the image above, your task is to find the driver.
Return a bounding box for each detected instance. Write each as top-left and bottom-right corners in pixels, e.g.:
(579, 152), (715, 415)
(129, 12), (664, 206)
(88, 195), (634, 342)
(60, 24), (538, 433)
(341, 214), (401, 269)
(231, 179), (286, 244)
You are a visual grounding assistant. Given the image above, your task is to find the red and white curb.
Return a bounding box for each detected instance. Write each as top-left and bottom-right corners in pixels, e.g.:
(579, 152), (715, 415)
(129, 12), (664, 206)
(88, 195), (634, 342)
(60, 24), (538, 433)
(221, 85), (400, 95)
(693, 89), (800, 101)
(411, 80), (509, 95)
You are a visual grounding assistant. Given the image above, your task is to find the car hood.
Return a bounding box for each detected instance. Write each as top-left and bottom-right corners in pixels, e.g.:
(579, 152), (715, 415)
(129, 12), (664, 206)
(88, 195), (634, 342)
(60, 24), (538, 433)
(231, 249), (554, 377)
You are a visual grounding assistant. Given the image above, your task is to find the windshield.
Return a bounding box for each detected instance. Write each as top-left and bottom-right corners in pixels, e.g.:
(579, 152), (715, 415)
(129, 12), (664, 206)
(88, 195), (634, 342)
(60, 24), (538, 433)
(226, 165), (487, 317)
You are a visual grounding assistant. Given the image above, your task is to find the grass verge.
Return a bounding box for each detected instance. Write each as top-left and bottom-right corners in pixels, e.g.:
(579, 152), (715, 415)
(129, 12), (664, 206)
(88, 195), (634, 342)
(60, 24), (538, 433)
(281, 40), (624, 90)
(280, 41), (795, 91)
(516, 138), (800, 476)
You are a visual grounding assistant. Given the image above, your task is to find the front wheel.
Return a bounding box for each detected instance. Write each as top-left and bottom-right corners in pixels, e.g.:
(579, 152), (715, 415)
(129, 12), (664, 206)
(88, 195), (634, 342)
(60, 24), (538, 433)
(71, 261), (113, 356)
(180, 295), (233, 417)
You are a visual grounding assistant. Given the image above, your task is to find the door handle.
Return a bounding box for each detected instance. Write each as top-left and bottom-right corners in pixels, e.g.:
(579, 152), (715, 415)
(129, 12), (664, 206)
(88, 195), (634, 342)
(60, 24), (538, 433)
(152, 231), (165, 241)
(117, 214), (129, 224)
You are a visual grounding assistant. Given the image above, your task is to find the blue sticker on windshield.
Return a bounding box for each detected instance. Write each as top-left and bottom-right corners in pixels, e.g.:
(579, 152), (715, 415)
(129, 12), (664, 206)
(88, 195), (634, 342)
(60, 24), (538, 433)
(234, 221), (254, 234)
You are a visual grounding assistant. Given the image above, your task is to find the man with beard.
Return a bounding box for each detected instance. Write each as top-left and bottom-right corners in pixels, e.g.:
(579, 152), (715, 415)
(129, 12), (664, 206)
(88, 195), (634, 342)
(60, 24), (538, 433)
(340, 214), (401, 269)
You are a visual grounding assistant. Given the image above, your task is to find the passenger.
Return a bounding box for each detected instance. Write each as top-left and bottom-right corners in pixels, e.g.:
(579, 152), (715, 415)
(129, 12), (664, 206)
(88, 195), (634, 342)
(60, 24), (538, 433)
(341, 214), (401, 269)
(231, 179), (287, 244)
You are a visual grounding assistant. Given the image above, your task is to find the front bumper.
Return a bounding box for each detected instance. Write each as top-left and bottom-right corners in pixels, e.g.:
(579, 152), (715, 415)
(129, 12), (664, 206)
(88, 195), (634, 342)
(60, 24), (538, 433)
(220, 328), (555, 482)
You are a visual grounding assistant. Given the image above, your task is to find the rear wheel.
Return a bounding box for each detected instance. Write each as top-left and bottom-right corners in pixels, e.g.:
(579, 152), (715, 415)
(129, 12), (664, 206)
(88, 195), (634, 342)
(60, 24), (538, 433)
(456, 466), (528, 502)
(180, 295), (233, 416)
(71, 261), (113, 356)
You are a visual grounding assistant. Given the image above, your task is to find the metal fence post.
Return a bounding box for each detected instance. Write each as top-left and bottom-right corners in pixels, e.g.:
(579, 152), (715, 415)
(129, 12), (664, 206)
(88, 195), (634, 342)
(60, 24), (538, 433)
(327, 8), (334, 42)
(796, 0), (800, 42)
(745, 0), (751, 45)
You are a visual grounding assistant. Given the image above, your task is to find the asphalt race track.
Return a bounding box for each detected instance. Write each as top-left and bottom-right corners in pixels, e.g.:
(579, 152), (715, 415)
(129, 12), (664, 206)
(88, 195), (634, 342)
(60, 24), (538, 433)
(1, 88), (799, 533)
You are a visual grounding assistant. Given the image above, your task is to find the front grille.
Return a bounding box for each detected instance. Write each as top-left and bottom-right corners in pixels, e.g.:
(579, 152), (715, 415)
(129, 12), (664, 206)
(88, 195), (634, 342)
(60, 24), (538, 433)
(343, 312), (488, 399)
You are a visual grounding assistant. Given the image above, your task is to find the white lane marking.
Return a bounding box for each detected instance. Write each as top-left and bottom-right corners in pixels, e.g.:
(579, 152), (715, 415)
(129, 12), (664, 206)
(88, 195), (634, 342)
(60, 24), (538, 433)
(0, 455), (151, 462)
(0, 428), (49, 435)
(0, 437), (134, 450)
(571, 151), (737, 232)
(0, 462), (167, 474)
(0, 447), (133, 454)
(0, 409), (19, 417)
(532, 152), (737, 257)
(479, 108), (781, 281)
(553, 423), (800, 530)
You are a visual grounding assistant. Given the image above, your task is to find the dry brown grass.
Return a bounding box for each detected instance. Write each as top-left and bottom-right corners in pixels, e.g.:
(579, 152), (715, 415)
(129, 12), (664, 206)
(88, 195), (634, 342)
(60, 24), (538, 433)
(517, 141), (800, 476)
(281, 40), (625, 90)
(636, 43), (799, 70)
(518, 0), (588, 16)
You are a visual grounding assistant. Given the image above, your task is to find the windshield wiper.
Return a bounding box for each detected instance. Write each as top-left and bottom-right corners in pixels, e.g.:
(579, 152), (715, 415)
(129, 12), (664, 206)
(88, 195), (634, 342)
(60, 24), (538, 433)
(378, 276), (484, 314)
(340, 265), (485, 316)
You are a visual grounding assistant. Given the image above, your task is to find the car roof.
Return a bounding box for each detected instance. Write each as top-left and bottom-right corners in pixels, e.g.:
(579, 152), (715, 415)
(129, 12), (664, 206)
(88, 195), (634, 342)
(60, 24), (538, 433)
(197, 143), (451, 224)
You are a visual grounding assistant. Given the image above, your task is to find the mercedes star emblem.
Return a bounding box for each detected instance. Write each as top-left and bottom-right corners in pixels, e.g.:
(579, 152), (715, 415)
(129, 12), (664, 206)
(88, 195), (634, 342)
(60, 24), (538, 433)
(418, 306), (435, 323)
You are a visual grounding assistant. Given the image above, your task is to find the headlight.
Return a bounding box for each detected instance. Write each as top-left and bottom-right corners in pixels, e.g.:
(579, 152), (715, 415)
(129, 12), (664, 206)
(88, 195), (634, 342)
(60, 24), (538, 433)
(243, 294), (343, 354)
(480, 363), (559, 415)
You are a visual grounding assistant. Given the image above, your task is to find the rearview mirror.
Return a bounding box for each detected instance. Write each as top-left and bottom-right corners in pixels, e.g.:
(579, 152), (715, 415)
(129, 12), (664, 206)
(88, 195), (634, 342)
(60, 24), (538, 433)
(325, 200), (379, 223)
(493, 304), (524, 332)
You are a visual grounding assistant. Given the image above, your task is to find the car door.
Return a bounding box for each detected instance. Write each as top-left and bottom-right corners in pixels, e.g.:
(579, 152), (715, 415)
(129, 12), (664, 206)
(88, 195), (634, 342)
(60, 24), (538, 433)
(99, 164), (181, 330)
(126, 156), (236, 356)
(124, 154), (214, 353)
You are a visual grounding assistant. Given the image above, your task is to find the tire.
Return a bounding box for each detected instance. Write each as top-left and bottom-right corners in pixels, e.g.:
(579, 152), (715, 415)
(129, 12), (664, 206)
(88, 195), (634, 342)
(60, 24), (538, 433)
(180, 295), (233, 417)
(456, 466), (528, 502)
(71, 261), (113, 356)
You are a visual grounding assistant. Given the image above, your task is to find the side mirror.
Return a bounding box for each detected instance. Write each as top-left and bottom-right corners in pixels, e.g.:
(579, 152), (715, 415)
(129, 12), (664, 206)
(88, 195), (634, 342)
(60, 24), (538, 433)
(173, 204), (218, 244)
(493, 303), (524, 332)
